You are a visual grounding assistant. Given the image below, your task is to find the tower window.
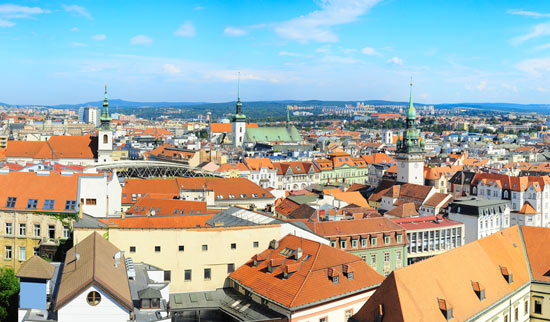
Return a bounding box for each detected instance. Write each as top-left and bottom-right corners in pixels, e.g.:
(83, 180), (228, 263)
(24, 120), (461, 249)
(103, 134), (108, 144)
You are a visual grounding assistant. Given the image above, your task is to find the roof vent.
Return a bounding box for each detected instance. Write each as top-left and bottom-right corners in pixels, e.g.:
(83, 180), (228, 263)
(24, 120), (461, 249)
(294, 248), (302, 260)
(268, 258), (284, 273)
(500, 266), (513, 284)
(269, 239), (279, 249)
(114, 250), (125, 268)
(438, 298), (453, 321)
(471, 281), (485, 300)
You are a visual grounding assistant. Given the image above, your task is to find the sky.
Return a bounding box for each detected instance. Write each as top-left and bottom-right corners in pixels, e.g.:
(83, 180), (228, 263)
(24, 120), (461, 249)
(2, 0), (550, 105)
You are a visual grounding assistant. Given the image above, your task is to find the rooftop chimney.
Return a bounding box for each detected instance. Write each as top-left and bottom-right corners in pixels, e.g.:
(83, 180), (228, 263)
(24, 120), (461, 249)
(294, 248), (302, 260)
(269, 239), (279, 249)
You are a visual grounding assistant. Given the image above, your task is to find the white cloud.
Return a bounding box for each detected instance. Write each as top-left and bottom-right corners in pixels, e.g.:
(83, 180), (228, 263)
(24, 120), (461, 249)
(279, 51), (302, 57)
(0, 18), (15, 27)
(175, 22), (196, 37)
(517, 57), (550, 76)
(163, 64), (182, 75)
(361, 47), (379, 55)
(71, 26), (79, 32)
(512, 22), (550, 44)
(508, 9), (550, 18)
(476, 80), (487, 91)
(502, 83), (518, 92)
(62, 4), (92, 20)
(320, 55), (359, 64)
(386, 57), (403, 65)
(535, 43), (550, 51)
(0, 4), (49, 17)
(274, 0), (381, 43)
(130, 35), (153, 46)
(70, 42), (87, 47)
(194, 5), (205, 11)
(0, 4), (49, 26)
(224, 27), (248, 36)
(91, 34), (106, 41)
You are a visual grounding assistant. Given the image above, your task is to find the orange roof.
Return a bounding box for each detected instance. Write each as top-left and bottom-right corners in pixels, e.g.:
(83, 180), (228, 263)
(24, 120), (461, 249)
(5, 135), (97, 160)
(305, 217), (405, 238)
(0, 171), (79, 213)
(127, 195), (207, 216)
(244, 157), (275, 171)
(518, 201), (537, 214)
(210, 122), (258, 133)
(98, 214), (214, 228)
(361, 153), (395, 165)
(331, 191), (371, 208)
(122, 177), (274, 204)
(229, 234), (384, 309)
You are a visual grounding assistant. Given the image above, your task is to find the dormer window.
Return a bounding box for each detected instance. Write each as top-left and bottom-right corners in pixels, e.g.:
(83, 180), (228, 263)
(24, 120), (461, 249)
(26, 199), (38, 209)
(229, 194), (235, 199)
(472, 281), (485, 300)
(333, 275), (339, 284)
(438, 298), (453, 321)
(500, 266), (513, 284)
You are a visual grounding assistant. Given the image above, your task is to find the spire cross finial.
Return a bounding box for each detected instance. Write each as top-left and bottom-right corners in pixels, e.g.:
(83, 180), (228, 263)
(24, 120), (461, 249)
(237, 72), (240, 101)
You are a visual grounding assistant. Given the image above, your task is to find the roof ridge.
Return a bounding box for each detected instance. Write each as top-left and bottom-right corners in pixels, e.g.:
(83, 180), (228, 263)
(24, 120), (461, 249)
(289, 240), (322, 307)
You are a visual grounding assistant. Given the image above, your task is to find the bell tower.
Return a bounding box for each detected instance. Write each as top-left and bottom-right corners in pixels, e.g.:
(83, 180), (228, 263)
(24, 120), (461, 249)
(396, 80), (425, 185)
(97, 84), (113, 163)
(232, 73), (246, 148)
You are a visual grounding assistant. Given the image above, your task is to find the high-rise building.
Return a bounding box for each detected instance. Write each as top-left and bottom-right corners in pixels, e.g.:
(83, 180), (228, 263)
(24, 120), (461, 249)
(395, 82), (425, 185)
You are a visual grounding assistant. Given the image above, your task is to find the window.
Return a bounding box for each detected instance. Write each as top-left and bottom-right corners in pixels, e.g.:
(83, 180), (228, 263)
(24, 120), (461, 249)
(154, 246), (161, 252)
(371, 254), (376, 266)
(185, 269), (192, 281)
(34, 248), (39, 256)
(253, 241), (259, 248)
(204, 268), (211, 280)
(65, 200), (76, 211)
(384, 235), (391, 245)
(6, 197), (16, 208)
(345, 309), (353, 320)
(26, 199), (38, 209)
(396, 251), (402, 261)
(371, 237), (377, 246)
(340, 240), (347, 249)
(319, 317), (327, 322)
(384, 252), (390, 263)
(228, 263), (235, 273)
(48, 225), (55, 238)
(525, 299), (529, 315)
(5, 246), (11, 259)
(130, 246), (136, 253)
(85, 199), (97, 205)
(515, 307), (519, 321)
(361, 238), (367, 247)
(231, 243), (236, 250)
(202, 244), (208, 251)
(535, 299), (542, 314)
(19, 224), (26, 236)
(504, 314), (508, 322)
(86, 291), (101, 306)
(33, 224), (40, 237)
(19, 246), (25, 261)
(396, 234), (403, 243)
(164, 271), (171, 282)
(43, 200), (54, 210)
(178, 245), (184, 252)
(5, 223), (12, 235)
(351, 239), (358, 248)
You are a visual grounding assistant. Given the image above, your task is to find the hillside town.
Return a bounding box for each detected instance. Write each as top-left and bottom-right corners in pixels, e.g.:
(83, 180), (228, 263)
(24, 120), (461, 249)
(1, 81), (550, 322)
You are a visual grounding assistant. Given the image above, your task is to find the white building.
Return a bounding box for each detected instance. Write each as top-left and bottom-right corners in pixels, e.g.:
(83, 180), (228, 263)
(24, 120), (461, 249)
(448, 197), (511, 244)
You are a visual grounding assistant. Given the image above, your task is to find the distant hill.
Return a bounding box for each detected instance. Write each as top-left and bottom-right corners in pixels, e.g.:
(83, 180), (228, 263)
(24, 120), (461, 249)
(51, 99), (205, 109)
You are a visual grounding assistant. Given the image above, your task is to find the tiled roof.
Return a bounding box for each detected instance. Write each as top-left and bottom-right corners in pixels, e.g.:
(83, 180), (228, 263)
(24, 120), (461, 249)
(97, 214), (214, 228)
(361, 153), (395, 165)
(6, 135), (98, 160)
(305, 217), (405, 238)
(210, 122), (258, 133)
(518, 201), (537, 214)
(423, 193), (452, 208)
(55, 232), (133, 312)
(16, 256), (55, 279)
(385, 203), (418, 218)
(522, 226), (550, 283)
(275, 198), (300, 217)
(126, 195), (207, 216)
(392, 216), (464, 231)
(229, 235), (384, 309)
(273, 161), (319, 175)
(331, 191), (371, 208)
(122, 177), (274, 204)
(0, 171), (79, 213)
(353, 226), (530, 321)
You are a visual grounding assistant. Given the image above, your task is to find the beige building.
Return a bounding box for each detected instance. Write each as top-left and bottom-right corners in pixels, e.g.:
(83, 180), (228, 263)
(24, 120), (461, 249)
(73, 207), (328, 293)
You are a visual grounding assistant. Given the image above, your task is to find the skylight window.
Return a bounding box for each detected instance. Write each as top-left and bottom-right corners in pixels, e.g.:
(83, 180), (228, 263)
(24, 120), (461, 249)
(6, 197), (16, 208)
(27, 199), (38, 209)
(64, 200), (76, 211)
(44, 200), (55, 210)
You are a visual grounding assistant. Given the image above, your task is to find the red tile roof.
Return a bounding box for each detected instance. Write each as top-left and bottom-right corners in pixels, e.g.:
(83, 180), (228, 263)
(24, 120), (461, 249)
(98, 214), (214, 228)
(229, 234), (384, 309)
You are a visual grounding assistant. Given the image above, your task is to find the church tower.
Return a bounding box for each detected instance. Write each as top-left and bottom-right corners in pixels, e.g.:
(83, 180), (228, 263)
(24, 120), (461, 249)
(396, 81), (425, 185)
(232, 73), (246, 148)
(97, 84), (113, 163)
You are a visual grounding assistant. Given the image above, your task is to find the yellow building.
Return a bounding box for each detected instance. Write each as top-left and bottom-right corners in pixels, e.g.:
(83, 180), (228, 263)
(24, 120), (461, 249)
(73, 207), (328, 293)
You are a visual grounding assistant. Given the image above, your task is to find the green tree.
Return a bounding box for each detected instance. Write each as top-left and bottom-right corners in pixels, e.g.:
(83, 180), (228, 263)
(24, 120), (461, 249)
(0, 267), (19, 321)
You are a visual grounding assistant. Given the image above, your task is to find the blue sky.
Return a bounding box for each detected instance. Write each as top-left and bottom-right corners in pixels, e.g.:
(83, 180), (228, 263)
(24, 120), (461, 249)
(2, 0), (550, 105)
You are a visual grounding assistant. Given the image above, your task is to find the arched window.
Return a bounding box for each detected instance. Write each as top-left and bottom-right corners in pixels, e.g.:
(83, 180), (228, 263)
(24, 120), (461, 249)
(103, 134), (108, 144)
(87, 291), (101, 306)
(472, 186), (477, 194)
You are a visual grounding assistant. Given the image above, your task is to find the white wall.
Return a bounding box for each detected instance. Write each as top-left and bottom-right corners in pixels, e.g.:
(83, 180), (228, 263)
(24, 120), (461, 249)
(57, 285), (130, 322)
(291, 290), (375, 322)
(281, 222), (329, 245)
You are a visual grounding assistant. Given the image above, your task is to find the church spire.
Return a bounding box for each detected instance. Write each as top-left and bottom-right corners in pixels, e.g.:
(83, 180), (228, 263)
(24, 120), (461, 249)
(406, 78), (416, 126)
(100, 83), (111, 129)
(236, 72), (242, 115)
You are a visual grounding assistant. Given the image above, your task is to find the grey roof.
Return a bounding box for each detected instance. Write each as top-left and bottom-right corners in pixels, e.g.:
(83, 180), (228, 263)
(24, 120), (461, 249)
(170, 288), (285, 321)
(206, 207), (282, 227)
(73, 213), (108, 229)
(287, 194), (318, 205)
(449, 197), (510, 216)
(138, 287), (162, 299)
